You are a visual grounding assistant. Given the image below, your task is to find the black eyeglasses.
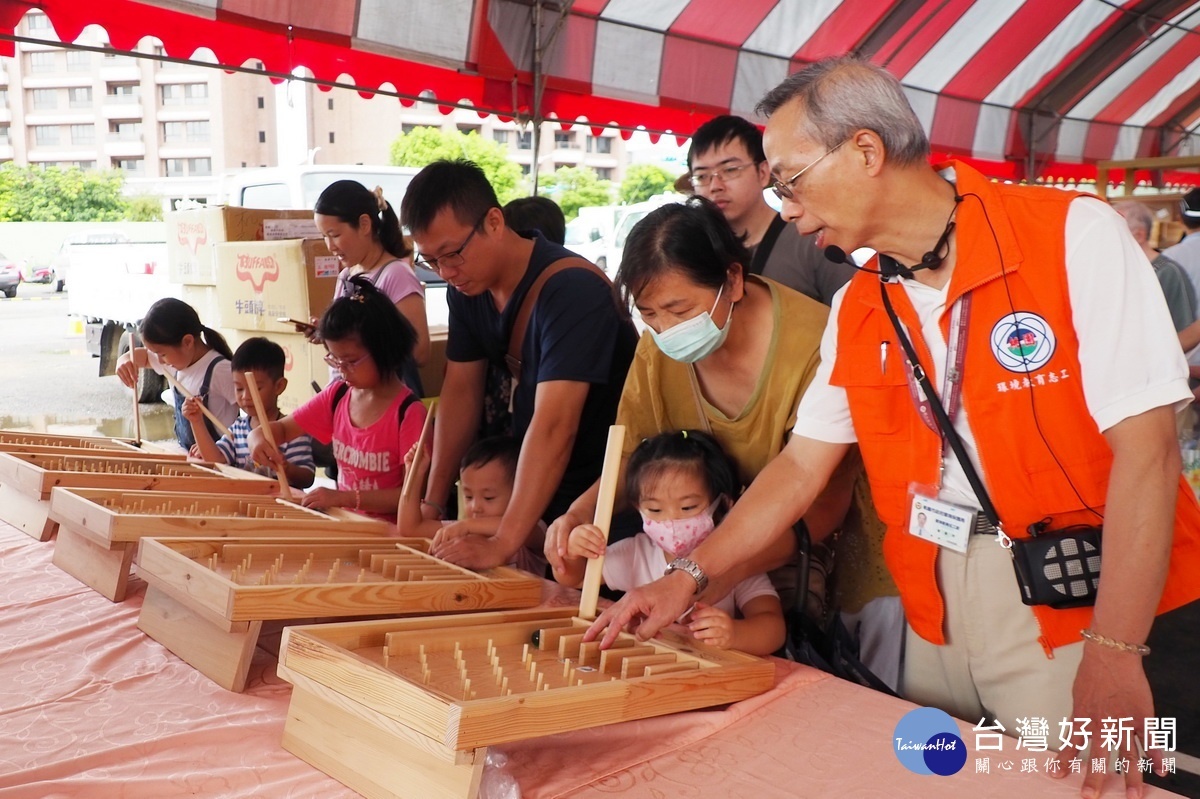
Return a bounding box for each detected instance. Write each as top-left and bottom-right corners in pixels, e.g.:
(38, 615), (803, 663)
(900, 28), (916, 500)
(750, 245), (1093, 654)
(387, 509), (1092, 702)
(414, 213), (488, 273)
(771, 139), (850, 201)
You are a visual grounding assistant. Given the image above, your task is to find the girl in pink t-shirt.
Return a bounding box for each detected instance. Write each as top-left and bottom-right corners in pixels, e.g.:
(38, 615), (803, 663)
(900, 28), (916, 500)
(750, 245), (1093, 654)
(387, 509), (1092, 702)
(249, 275), (426, 521)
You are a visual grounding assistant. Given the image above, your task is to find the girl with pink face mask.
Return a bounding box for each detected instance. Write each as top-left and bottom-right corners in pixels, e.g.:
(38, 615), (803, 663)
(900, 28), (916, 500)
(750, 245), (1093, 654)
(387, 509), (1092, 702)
(555, 430), (785, 656)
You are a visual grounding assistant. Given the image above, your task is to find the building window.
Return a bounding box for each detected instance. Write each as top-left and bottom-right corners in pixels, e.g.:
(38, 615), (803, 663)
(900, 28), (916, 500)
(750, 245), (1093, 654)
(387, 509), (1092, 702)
(256, 96), (264, 109)
(164, 158), (185, 177)
(109, 120), (141, 141)
(27, 13), (51, 31)
(258, 130), (265, 143)
(457, 124), (481, 136)
(254, 60), (264, 70)
(517, 131), (532, 150)
(70, 124), (94, 145)
(29, 52), (56, 73)
(596, 167), (613, 181)
(591, 135), (613, 154)
(185, 83), (207, 104)
(71, 160), (96, 170)
(105, 83), (140, 104)
(112, 157), (143, 175)
(31, 89), (57, 110)
(0, 124), (9, 145)
(519, 163), (531, 176)
(32, 125), (60, 146)
(162, 121), (183, 143)
(401, 123), (420, 135)
(328, 131), (335, 144)
(161, 84), (184, 106)
(66, 50), (91, 72)
(0, 89), (7, 106)
(187, 157), (211, 176)
(186, 120), (209, 142)
(553, 131), (575, 148)
(68, 86), (92, 108)
(327, 98), (334, 110)
(493, 130), (510, 145)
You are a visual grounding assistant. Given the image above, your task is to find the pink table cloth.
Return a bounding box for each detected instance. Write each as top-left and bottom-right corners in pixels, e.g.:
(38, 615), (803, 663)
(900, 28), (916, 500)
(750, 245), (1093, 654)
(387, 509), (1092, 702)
(0, 522), (1178, 798)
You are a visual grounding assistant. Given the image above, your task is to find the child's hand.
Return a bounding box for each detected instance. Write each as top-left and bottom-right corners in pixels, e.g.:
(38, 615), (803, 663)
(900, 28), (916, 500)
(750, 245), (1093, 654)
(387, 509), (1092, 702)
(300, 487), (345, 510)
(246, 426), (282, 471)
(431, 519), (472, 551)
(115, 354), (139, 389)
(180, 396), (204, 424)
(566, 524), (607, 560)
(187, 443), (203, 460)
(687, 602), (734, 649)
(303, 316), (322, 344)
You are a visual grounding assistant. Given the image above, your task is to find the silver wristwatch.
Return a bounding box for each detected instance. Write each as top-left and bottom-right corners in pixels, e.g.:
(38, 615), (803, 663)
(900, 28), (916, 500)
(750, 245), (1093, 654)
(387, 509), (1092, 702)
(664, 557), (708, 595)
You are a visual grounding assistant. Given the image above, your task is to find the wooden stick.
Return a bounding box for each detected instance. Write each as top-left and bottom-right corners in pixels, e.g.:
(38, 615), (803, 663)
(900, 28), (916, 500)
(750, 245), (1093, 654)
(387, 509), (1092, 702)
(244, 371), (291, 496)
(161, 369), (233, 440)
(400, 399), (437, 506)
(579, 425), (625, 620)
(132, 388), (142, 446)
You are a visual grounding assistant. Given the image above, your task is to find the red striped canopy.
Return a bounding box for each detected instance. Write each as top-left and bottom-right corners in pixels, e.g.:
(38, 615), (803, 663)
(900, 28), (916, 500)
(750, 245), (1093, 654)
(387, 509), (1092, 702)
(6, 0), (1200, 182)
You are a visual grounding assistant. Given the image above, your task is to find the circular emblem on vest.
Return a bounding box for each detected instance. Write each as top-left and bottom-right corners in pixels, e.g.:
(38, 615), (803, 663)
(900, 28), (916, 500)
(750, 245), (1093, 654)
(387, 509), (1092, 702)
(989, 311), (1056, 373)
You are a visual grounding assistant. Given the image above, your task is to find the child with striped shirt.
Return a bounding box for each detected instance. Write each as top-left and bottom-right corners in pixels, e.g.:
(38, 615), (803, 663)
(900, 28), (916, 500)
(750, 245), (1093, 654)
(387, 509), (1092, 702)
(185, 336), (316, 488)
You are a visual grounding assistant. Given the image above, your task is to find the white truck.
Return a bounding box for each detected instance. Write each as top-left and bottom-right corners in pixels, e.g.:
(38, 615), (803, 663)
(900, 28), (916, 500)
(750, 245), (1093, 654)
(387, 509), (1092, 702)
(67, 232), (176, 401)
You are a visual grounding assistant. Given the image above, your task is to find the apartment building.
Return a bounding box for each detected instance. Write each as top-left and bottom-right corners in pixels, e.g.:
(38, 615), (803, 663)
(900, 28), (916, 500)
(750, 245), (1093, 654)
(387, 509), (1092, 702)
(305, 85), (629, 184)
(0, 9), (278, 206)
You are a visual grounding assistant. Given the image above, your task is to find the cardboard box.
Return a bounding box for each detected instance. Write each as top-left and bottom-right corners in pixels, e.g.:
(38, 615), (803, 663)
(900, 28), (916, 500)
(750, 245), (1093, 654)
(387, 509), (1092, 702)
(225, 328), (325, 414)
(179, 284), (220, 329)
(167, 207), (318, 286)
(214, 239), (339, 333)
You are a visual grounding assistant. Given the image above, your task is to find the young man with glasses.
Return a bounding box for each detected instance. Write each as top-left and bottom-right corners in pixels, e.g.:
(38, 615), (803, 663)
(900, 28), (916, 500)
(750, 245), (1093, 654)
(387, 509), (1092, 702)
(685, 115), (854, 305)
(401, 159), (638, 571)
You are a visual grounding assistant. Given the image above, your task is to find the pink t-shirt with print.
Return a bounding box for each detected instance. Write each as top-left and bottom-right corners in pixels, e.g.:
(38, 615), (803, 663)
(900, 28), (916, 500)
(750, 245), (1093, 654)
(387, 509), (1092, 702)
(292, 380), (426, 520)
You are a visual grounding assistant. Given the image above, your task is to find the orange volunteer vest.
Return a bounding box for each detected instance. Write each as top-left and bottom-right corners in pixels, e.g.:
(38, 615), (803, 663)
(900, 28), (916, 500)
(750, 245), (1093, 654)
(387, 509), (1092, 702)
(829, 161), (1200, 654)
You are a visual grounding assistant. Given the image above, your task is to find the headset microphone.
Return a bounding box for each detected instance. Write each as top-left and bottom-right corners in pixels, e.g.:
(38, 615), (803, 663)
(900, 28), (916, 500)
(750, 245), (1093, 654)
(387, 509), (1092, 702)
(824, 245), (907, 278)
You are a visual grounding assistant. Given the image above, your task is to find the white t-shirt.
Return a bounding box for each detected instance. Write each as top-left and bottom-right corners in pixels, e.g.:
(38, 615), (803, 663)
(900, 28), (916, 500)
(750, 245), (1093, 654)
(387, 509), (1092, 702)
(793, 195), (1191, 511)
(149, 347), (240, 431)
(602, 534), (778, 617)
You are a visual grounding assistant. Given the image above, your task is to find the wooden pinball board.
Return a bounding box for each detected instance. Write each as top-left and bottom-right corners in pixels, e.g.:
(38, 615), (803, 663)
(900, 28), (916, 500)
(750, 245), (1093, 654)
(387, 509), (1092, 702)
(0, 429), (184, 457)
(134, 538), (545, 693)
(46, 489), (388, 603)
(276, 609), (775, 798)
(0, 451), (275, 541)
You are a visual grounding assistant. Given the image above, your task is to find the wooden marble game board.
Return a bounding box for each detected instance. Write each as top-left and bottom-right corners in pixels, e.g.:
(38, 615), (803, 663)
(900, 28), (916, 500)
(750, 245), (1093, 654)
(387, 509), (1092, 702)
(0, 429), (186, 458)
(277, 610), (775, 799)
(135, 538), (544, 692)
(0, 451), (274, 541)
(48, 488), (389, 602)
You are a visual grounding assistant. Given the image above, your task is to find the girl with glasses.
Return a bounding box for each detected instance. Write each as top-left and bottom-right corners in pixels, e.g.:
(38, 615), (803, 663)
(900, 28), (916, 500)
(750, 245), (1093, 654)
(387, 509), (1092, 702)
(249, 276), (426, 522)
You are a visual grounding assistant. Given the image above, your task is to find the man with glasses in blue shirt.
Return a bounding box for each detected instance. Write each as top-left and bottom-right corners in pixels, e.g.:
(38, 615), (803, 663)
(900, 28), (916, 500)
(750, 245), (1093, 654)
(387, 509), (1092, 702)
(401, 159), (638, 571)
(685, 115), (854, 305)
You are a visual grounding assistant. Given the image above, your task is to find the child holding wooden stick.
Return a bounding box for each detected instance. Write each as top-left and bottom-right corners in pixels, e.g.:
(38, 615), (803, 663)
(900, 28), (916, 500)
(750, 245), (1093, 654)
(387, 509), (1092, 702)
(249, 276), (425, 521)
(185, 337), (315, 488)
(398, 436), (547, 575)
(115, 297), (238, 452)
(554, 430), (785, 656)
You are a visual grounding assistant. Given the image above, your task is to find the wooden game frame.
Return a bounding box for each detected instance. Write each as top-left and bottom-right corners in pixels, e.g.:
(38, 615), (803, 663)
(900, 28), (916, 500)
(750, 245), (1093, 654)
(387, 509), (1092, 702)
(0, 429), (185, 457)
(277, 609), (775, 799)
(47, 488), (389, 602)
(135, 537), (545, 692)
(0, 451), (274, 541)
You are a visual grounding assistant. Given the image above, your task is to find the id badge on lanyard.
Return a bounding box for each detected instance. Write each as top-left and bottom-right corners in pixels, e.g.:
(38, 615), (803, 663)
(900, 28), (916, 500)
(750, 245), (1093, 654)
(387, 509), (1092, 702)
(904, 293), (976, 554)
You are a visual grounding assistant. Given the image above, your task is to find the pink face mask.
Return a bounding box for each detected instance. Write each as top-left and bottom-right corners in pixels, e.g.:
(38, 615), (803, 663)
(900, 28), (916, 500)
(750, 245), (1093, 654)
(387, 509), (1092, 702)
(640, 497), (723, 557)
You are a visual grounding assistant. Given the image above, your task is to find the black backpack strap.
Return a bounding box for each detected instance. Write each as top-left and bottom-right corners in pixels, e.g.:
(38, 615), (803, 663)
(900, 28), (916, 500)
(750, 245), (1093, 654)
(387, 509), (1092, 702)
(397, 393), (419, 424)
(749, 214), (787, 276)
(330, 381), (350, 412)
(198, 355), (228, 440)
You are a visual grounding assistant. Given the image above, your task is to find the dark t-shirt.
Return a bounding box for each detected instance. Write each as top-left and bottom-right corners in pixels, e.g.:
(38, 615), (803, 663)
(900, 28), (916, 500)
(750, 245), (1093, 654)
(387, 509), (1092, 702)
(751, 219), (856, 306)
(446, 232), (638, 519)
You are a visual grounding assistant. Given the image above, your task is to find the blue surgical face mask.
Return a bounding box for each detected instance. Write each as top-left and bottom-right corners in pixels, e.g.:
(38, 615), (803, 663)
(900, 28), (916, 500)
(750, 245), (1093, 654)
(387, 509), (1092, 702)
(648, 284), (733, 363)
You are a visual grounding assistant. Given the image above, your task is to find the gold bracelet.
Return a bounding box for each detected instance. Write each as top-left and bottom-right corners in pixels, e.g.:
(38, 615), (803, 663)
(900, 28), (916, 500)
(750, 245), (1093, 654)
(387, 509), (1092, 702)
(1080, 628), (1150, 656)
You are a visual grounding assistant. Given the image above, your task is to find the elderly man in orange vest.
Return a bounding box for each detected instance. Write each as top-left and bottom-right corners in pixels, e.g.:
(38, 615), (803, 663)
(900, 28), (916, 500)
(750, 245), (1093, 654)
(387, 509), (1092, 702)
(587, 56), (1200, 798)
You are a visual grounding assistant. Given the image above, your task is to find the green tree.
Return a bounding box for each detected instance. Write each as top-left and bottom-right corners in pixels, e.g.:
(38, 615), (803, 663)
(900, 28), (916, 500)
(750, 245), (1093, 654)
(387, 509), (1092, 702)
(389, 126), (524, 205)
(0, 164), (130, 222)
(126, 195), (164, 221)
(537, 166), (613, 221)
(619, 163), (676, 205)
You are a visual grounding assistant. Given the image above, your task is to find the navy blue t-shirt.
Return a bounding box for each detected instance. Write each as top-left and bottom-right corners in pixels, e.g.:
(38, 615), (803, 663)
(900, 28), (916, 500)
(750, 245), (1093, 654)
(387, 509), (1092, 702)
(446, 232), (638, 519)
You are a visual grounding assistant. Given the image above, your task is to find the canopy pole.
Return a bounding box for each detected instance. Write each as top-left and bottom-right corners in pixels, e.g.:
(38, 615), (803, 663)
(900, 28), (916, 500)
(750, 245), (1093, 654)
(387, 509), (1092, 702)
(531, 0), (543, 196)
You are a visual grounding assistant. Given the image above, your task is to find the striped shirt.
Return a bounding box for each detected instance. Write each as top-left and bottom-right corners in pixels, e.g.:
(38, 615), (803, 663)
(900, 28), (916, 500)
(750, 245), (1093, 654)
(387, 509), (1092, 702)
(215, 415), (315, 483)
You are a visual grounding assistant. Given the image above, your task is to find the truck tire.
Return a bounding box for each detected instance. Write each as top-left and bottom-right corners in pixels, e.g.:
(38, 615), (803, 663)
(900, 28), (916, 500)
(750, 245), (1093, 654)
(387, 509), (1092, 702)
(117, 330), (165, 404)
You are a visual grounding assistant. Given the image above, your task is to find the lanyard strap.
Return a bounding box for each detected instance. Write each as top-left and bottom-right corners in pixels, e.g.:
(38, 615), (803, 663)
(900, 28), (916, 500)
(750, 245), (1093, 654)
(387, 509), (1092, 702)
(879, 279), (1003, 530)
(903, 295), (970, 435)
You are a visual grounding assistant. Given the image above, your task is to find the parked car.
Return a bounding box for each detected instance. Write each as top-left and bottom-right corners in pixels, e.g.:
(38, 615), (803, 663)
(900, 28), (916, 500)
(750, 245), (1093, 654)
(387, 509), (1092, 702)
(27, 264), (56, 285)
(51, 230), (131, 292)
(0, 254), (23, 298)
